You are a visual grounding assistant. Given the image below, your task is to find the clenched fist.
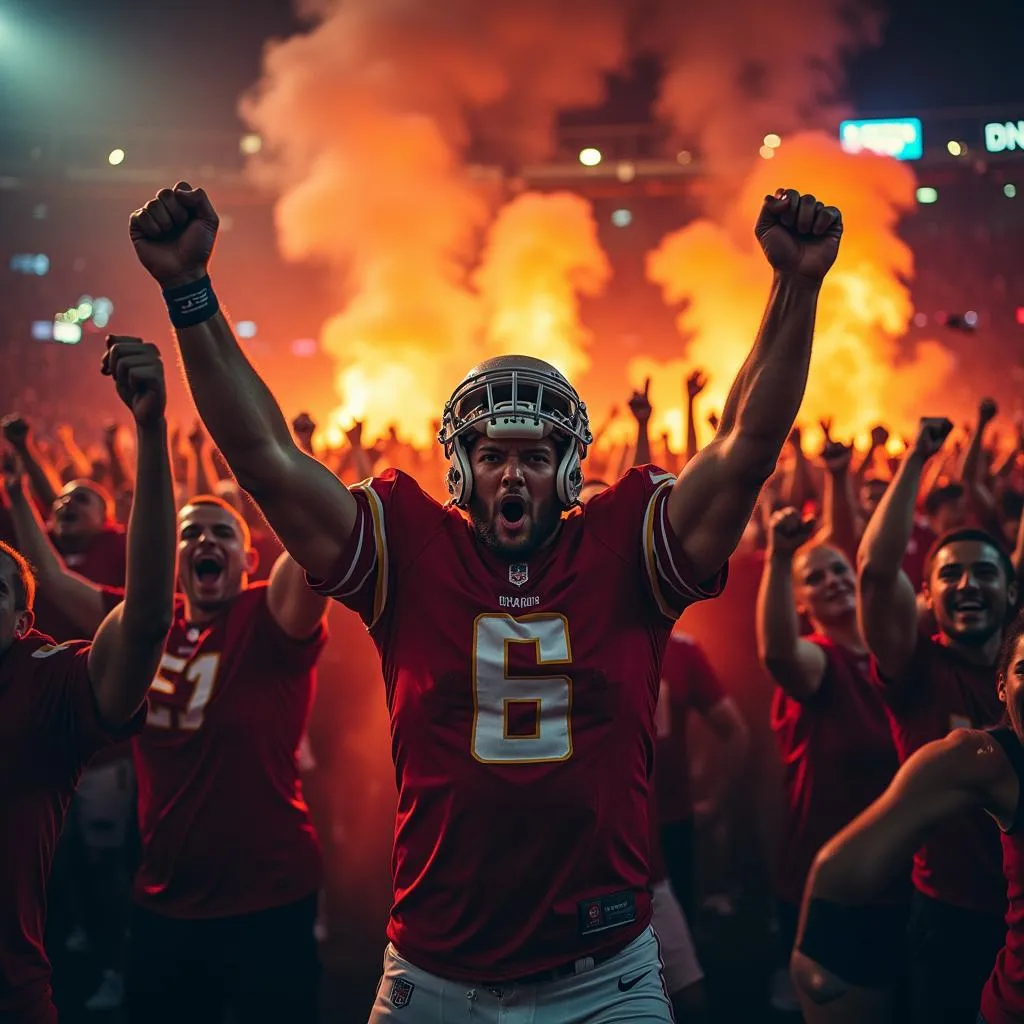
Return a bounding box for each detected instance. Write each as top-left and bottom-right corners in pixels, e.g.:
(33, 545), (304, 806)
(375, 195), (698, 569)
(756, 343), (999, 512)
(755, 189), (843, 283)
(912, 417), (954, 460)
(628, 379), (652, 424)
(1, 414), (30, 449)
(767, 507), (816, 558)
(821, 438), (854, 475)
(686, 371), (707, 400)
(102, 336), (167, 427)
(130, 182), (219, 289)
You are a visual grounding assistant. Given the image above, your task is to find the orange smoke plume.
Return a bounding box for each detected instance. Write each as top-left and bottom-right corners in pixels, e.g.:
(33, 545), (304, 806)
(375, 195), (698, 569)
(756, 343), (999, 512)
(241, 0), (628, 446)
(638, 133), (955, 452)
(474, 192), (612, 382)
(648, 2), (883, 174)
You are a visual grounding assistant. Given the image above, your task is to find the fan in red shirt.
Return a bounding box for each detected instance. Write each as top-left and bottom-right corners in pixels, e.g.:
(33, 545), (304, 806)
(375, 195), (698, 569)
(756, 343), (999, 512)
(755, 508), (905, 986)
(0, 337), (175, 1024)
(793, 611), (1024, 1024)
(131, 178), (842, 1021)
(125, 495), (328, 1024)
(4, 451), (138, 1012)
(33, 494), (331, 1024)
(858, 417), (1016, 1023)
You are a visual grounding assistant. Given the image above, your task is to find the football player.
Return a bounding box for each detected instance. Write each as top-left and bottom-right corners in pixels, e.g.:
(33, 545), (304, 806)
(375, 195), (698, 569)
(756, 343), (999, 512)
(129, 180), (841, 1022)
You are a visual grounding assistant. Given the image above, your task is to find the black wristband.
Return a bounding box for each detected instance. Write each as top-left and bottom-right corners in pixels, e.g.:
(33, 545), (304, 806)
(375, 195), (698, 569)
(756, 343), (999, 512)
(798, 898), (907, 987)
(163, 275), (219, 328)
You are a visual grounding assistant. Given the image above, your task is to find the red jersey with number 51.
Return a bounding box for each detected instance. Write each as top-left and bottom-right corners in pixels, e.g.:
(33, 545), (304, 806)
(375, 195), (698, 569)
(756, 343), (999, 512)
(309, 466), (727, 981)
(132, 583), (326, 919)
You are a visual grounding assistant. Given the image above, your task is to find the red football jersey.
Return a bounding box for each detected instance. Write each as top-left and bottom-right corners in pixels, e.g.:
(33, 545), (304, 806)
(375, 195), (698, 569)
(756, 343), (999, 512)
(655, 632), (727, 824)
(870, 633), (1005, 914)
(0, 634), (143, 1020)
(309, 465), (727, 981)
(772, 636), (902, 905)
(981, 727), (1024, 1024)
(133, 583), (326, 919)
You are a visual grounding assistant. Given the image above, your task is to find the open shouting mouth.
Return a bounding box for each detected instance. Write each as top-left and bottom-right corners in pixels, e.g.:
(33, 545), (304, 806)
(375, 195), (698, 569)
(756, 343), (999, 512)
(498, 494), (527, 534)
(192, 551), (225, 588)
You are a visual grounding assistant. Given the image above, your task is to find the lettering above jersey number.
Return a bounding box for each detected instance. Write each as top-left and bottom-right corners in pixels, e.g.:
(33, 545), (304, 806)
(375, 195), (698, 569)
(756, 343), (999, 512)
(471, 613), (573, 764)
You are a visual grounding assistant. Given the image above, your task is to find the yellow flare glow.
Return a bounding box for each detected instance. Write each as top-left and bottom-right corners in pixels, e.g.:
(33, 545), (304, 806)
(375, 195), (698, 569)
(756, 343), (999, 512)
(636, 133), (954, 448)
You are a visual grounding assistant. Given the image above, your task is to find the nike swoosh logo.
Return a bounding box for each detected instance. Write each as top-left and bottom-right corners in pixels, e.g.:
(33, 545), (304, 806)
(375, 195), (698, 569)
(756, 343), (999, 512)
(617, 969), (651, 992)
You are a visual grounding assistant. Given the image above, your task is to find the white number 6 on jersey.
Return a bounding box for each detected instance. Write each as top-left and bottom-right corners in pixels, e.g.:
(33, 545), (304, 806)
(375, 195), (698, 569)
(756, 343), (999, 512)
(471, 613), (573, 764)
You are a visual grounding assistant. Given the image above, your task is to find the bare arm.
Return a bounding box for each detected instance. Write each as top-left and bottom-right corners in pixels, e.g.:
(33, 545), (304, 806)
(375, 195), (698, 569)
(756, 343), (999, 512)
(5, 476), (108, 636)
(87, 340), (176, 727)
(345, 423), (374, 482)
(3, 416), (61, 510)
(628, 381), (652, 468)
(684, 371), (707, 466)
(129, 183), (357, 582)
(756, 510), (828, 699)
(812, 441), (862, 563)
(168, 421), (190, 487)
(669, 275), (821, 581)
(853, 431), (884, 490)
(266, 551), (329, 641)
(103, 424), (134, 492)
(56, 425), (93, 481)
(186, 422), (219, 497)
(857, 422), (949, 681)
(781, 430), (817, 511)
(959, 399), (998, 521)
(176, 314), (356, 579)
(659, 434), (678, 476)
(803, 729), (1013, 909)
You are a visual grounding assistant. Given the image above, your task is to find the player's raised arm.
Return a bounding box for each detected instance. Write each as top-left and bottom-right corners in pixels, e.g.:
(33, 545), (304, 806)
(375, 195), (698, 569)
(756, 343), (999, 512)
(86, 338), (176, 727)
(791, 727), (1015, 1021)
(856, 417), (953, 681)
(666, 190), (843, 582)
(128, 182), (356, 582)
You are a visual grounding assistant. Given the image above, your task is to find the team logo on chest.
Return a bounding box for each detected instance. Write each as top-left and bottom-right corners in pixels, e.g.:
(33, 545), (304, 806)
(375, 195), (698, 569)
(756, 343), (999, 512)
(509, 562), (529, 587)
(389, 978), (415, 1007)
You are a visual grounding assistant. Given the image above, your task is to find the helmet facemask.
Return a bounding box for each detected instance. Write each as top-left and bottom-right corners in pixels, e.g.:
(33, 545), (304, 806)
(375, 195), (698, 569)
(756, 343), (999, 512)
(438, 359), (592, 508)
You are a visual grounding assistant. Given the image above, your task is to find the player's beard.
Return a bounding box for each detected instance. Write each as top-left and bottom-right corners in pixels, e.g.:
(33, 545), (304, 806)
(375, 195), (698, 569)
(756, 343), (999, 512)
(470, 500), (561, 561)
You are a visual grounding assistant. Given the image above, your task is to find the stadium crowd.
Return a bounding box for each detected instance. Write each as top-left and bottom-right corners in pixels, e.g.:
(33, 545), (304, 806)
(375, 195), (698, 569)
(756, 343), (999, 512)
(3, 179), (1024, 1024)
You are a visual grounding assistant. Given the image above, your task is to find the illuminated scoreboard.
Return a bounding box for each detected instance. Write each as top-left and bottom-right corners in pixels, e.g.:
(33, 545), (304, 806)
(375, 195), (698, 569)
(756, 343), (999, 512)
(839, 118), (924, 161)
(984, 121), (1024, 154)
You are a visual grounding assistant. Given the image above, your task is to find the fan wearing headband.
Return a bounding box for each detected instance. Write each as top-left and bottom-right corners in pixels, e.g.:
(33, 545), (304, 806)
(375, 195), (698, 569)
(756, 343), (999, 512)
(133, 178), (842, 1022)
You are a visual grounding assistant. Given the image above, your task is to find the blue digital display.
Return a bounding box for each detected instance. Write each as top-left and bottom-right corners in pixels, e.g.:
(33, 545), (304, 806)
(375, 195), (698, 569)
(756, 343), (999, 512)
(839, 118), (923, 161)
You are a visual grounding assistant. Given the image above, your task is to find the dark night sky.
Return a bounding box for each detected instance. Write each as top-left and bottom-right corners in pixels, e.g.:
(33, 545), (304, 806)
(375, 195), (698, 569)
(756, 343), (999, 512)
(1, 0), (1021, 133)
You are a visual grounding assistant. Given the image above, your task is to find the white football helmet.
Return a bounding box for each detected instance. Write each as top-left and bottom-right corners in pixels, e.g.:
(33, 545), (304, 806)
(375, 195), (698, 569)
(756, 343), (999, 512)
(438, 355), (592, 508)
